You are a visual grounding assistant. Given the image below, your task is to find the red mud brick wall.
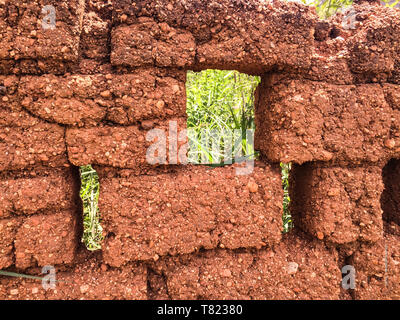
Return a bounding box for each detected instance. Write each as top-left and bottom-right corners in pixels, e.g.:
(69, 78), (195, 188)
(0, 0), (399, 300)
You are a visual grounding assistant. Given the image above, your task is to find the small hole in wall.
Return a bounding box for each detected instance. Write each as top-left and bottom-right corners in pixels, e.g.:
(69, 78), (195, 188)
(186, 69), (260, 165)
(381, 159), (400, 226)
(281, 162), (293, 233)
(79, 165), (103, 251)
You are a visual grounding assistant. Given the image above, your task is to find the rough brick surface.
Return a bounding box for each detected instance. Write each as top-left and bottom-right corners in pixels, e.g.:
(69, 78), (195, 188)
(0, 75), (40, 128)
(0, 168), (80, 218)
(98, 162), (283, 266)
(0, 0), (84, 74)
(111, 0), (317, 74)
(255, 76), (398, 164)
(80, 0), (112, 62)
(111, 17), (196, 68)
(0, 217), (23, 269)
(290, 163), (384, 245)
(0, 123), (68, 171)
(19, 75), (108, 127)
(0, 251), (147, 300)
(346, 4), (400, 83)
(18, 70), (185, 126)
(1, 0), (400, 301)
(106, 70), (186, 125)
(150, 232), (341, 300)
(66, 118), (187, 169)
(14, 210), (81, 269)
(351, 225), (400, 299)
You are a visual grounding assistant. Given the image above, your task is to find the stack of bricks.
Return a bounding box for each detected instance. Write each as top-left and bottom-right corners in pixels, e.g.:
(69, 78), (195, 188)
(0, 0), (399, 300)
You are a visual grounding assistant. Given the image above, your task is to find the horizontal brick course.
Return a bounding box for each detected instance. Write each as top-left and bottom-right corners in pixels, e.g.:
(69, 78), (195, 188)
(150, 232), (341, 299)
(66, 118), (187, 169)
(98, 162), (283, 266)
(0, 251), (147, 300)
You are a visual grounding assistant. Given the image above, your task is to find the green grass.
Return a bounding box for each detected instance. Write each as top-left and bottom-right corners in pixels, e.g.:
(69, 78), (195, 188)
(186, 69), (260, 164)
(281, 163), (293, 233)
(304, 0), (399, 19)
(79, 165), (102, 251)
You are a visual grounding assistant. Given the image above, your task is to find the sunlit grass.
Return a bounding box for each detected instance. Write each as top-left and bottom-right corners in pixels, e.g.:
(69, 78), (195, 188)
(80, 165), (102, 251)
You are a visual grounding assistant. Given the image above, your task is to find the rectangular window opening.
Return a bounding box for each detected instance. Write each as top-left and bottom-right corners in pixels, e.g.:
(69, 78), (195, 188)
(79, 165), (103, 251)
(186, 69), (260, 166)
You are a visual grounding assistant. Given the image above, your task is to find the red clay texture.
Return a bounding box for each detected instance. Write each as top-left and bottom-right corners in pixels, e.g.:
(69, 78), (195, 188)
(1, 0), (400, 301)
(350, 226), (400, 299)
(0, 0), (84, 74)
(0, 217), (23, 269)
(98, 162), (283, 266)
(111, 0), (317, 74)
(0, 250), (147, 300)
(0, 168), (80, 219)
(255, 76), (399, 165)
(150, 231), (341, 300)
(66, 117), (187, 170)
(13, 210), (81, 269)
(290, 163), (384, 245)
(18, 69), (186, 126)
(0, 123), (68, 171)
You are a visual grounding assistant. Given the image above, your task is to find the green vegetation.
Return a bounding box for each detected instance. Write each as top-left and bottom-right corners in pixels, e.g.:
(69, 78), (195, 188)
(303, 0), (353, 19)
(281, 163), (293, 232)
(304, 0), (399, 19)
(79, 165), (102, 251)
(186, 70), (260, 164)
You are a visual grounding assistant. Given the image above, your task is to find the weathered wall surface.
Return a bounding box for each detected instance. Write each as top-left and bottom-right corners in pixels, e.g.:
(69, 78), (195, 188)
(0, 0), (399, 300)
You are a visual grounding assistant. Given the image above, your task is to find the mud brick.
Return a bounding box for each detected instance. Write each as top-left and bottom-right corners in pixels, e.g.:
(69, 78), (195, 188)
(194, 5), (315, 74)
(19, 75), (108, 127)
(0, 0), (84, 74)
(0, 123), (68, 171)
(97, 162), (283, 267)
(66, 118), (187, 170)
(19, 70), (186, 126)
(381, 159), (400, 226)
(0, 75), (40, 128)
(0, 168), (80, 219)
(0, 217), (23, 269)
(112, 1), (316, 74)
(346, 3), (400, 83)
(290, 163), (384, 244)
(111, 17), (196, 68)
(0, 252), (147, 300)
(351, 230), (400, 299)
(106, 70), (186, 124)
(14, 210), (80, 269)
(150, 232), (340, 300)
(255, 77), (396, 164)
